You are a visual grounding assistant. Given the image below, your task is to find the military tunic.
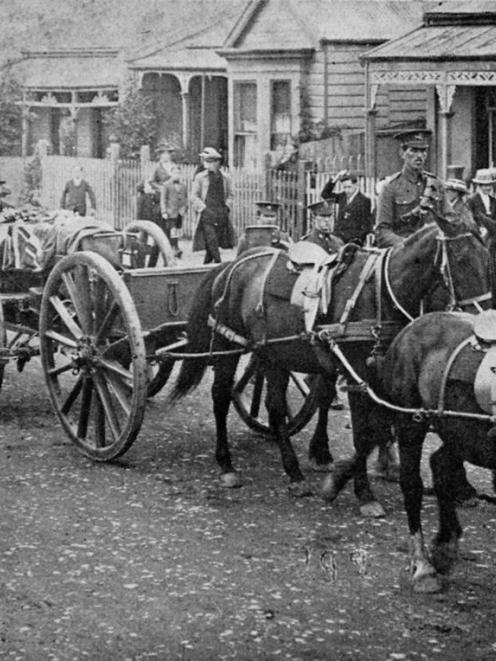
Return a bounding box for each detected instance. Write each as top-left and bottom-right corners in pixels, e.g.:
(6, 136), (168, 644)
(302, 229), (343, 254)
(375, 167), (441, 248)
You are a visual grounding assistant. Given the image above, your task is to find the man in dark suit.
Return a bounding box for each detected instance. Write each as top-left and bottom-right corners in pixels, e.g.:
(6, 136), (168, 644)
(320, 170), (373, 245)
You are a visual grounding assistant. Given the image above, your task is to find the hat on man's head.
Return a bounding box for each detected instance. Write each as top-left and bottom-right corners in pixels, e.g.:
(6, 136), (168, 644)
(0, 176), (6, 185)
(307, 199), (336, 216)
(394, 128), (432, 148)
(256, 201), (281, 216)
(472, 168), (495, 185)
(444, 178), (467, 195)
(155, 141), (175, 155)
(200, 147), (222, 160)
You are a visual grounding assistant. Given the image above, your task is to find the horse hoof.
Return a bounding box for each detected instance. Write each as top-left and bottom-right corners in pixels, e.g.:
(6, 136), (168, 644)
(359, 501), (386, 518)
(220, 472), (242, 488)
(308, 458), (333, 473)
(431, 541), (458, 574)
(412, 574), (443, 594)
(288, 481), (313, 498)
(457, 496), (479, 509)
(321, 474), (339, 502)
(370, 462), (400, 483)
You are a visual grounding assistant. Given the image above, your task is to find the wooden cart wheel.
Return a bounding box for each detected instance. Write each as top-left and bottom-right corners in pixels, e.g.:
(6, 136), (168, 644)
(39, 252), (148, 461)
(231, 354), (319, 436)
(122, 220), (175, 268)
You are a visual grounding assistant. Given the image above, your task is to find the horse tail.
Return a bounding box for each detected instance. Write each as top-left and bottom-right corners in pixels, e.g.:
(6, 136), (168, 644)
(168, 263), (226, 403)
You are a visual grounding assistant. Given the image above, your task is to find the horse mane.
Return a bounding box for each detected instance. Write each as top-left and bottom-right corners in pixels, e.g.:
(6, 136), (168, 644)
(401, 223), (437, 248)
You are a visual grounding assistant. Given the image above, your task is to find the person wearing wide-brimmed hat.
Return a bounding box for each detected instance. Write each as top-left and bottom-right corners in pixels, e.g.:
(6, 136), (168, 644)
(443, 178), (478, 233)
(467, 169), (496, 240)
(375, 129), (442, 248)
(191, 147), (235, 263)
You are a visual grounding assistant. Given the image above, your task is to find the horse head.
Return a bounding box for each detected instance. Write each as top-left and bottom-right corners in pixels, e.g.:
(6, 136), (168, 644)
(387, 222), (492, 320)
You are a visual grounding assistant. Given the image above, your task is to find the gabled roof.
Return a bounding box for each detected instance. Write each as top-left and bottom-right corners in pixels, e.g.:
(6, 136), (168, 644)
(223, 0), (425, 51)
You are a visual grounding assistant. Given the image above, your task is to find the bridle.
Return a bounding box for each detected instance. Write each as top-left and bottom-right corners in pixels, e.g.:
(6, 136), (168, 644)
(384, 230), (492, 322)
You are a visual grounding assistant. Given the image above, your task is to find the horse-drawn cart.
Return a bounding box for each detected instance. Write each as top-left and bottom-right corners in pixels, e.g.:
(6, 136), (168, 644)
(0, 221), (319, 462)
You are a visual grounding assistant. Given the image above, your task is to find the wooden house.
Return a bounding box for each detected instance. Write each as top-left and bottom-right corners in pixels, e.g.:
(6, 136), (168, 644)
(218, 0), (426, 169)
(362, 1), (496, 180)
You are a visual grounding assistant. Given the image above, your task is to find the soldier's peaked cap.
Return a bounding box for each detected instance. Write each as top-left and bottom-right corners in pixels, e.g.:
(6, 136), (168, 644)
(394, 128), (432, 148)
(255, 201), (281, 213)
(307, 199), (336, 216)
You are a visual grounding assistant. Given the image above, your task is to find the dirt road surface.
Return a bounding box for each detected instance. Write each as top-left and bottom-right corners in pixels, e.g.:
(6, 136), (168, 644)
(2, 355), (496, 660)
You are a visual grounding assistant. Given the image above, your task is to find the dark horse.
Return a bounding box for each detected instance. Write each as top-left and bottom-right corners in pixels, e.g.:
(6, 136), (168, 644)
(169, 218), (491, 513)
(380, 310), (496, 592)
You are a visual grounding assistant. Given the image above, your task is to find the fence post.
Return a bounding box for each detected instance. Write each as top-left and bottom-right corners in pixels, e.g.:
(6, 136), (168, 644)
(296, 159), (308, 240)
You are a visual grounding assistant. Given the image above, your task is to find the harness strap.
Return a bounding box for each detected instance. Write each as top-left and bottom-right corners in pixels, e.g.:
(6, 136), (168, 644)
(457, 291), (492, 311)
(207, 314), (249, 346)
(339, 252), (380, 326)
(436, 336), (476, 416)
(384, 247), (415, 321)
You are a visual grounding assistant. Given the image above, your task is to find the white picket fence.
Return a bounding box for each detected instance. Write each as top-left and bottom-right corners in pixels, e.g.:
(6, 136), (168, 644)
(0, 153), (377, 240)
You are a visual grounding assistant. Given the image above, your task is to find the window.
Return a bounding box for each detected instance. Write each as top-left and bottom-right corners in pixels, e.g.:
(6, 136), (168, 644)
(271, 80), (291, 150)
(233, 81), (257, 168)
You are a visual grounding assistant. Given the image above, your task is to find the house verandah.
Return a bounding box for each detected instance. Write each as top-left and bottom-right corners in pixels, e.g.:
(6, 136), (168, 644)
(362, 4), (496, 181)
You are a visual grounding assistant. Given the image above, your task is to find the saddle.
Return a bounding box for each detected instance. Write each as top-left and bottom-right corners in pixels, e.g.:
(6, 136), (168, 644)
(472, 310), (496, 414)
(287, 241), (342, 332)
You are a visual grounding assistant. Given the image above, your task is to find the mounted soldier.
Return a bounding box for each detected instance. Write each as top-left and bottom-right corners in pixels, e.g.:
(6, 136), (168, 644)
(375, 129), (442, 248)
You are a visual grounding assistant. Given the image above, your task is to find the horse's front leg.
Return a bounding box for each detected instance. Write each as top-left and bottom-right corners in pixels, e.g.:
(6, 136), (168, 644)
(308, 374), (335, 472)
(350, 392), (388, 517)
(429, 438), (463, 577)
(397, 417), (441, 593)
(212, 356), (242, 488)
(265, 367), (312, 497)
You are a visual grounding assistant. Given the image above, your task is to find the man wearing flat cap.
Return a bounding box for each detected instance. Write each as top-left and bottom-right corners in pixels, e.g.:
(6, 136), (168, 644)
(375, 129), (442, 247)
(321, 170), (373, 245)
(192, 147), (235, 263)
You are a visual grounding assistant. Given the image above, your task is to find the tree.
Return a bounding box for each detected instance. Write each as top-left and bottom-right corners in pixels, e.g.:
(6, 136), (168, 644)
(0, 72), (22, 155)
(104, 79), (158, 160)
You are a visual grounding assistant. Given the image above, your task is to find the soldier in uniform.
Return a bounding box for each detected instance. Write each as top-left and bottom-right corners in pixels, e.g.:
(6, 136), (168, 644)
(236, 202), (291, 255)
(303, 199), (345, 409)
(303, 199), (344, 254)
(375, 129), (442, 248)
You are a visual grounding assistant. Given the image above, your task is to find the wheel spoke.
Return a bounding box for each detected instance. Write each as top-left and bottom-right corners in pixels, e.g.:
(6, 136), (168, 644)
(97, 357), (134, 384)
(77, 377), (93, 439)
(93, 373), (121, 441)
(95, 301), (121, 345)
(232, 356), (258, 394)
(44, 330), (78, 349)
(47, 360), (74, 377)
(93, 392), (106, 447)
(62, 269), (93, 334)
(105, 372), (132, 417)
(288, 372), (311, 397)
(49, 295), (83, 339)
(61, 374), (83, 415)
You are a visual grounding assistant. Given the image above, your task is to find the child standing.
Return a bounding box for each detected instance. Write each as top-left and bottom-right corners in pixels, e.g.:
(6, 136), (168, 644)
(160, 166), (187, 258)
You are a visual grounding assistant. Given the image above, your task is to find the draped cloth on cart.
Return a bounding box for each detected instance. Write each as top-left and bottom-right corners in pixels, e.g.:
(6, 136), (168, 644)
(0, 210), (117, 272)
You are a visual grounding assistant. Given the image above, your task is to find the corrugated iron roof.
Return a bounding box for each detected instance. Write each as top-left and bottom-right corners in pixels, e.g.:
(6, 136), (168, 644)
(363, 23), (496, 60)
(129, 47), (227, 71)
(17, 55), (123, 88)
